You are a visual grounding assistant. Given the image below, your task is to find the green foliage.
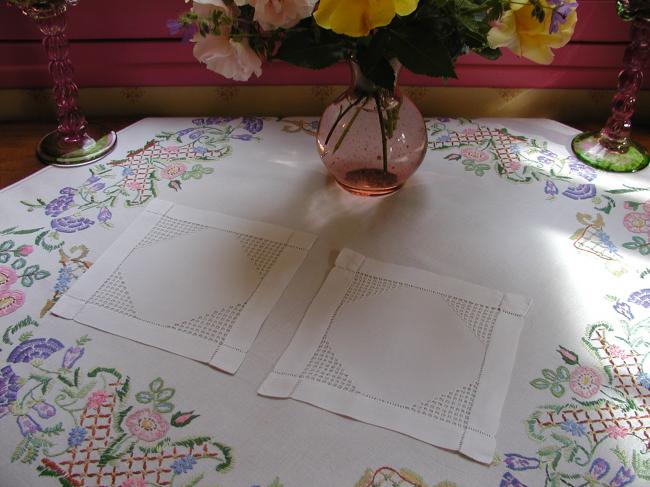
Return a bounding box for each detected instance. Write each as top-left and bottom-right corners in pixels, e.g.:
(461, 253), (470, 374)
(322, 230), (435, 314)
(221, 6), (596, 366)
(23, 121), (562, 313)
(135, 377), (175, 413)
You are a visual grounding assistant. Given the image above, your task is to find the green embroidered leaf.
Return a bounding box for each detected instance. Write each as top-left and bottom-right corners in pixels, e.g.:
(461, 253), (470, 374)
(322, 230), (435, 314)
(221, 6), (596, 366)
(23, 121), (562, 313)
(0, 240), (15, 251)
(35, 270), (50, 280)
(88, 367), (122, 381)
(113, 405), (133, 434)
(603, 365), (614, 385)
(550, 383), (565, 398)
(556, 366), (570, 381)
(98, 433), (127, 467)
(212, 441), (233, 472)
(116, 377), (130, 402)
(36, 464), (60, 477)
(154, 402), (174, 414)
(0, 253), (9, 263)
(530, 378), (550, 390)
(57, 374), (75, 387)
(11, 439), (28, 463)
(181, 474), (205, 487)
(538, 446), (559, 457)
(542, 368), (558, 381)
(136, 391), (154, 404)
(613, 446), (629, 468)
(76, 335), (91, 346)
(18, 332), (33, 342)
(73, 367), (80, 387)
(59, 477), (77, 487)
(22, 264), (39, 276)
(41, 422), (64, 437)
(156, 387), (175, 402)
(173, 436), (211, 449)
(11, 258), (26, 270)
(21, 275), (34, 287)
(149, 377), (164, 393)
(267, 478), (284, 487)
(632, 450), (650, 480)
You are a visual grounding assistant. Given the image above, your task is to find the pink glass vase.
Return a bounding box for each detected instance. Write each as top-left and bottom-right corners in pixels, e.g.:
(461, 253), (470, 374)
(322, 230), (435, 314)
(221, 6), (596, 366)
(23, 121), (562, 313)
(12, 0), (116, 166)
(316, 60), (427, 196)
(571, 0), (649, 172)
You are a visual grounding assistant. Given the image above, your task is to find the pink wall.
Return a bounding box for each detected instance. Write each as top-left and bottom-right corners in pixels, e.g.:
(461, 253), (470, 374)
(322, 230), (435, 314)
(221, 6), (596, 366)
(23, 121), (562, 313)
(0, 0), (644, 90)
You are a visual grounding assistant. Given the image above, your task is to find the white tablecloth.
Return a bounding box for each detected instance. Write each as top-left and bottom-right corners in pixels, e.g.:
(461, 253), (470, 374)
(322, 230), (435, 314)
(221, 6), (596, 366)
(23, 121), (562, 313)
(0, 116), (648, 487)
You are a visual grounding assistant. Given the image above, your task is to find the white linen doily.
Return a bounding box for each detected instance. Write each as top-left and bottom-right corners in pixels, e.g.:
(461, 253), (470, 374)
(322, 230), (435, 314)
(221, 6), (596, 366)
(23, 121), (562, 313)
(259, 248), (531, 463)
(52, 199), (316, 373)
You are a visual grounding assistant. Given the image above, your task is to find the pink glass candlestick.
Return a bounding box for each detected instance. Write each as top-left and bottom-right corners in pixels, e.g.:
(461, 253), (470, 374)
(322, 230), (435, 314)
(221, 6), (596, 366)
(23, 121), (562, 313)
(12, 0), (116, 166)
(572, 2), (649, 172)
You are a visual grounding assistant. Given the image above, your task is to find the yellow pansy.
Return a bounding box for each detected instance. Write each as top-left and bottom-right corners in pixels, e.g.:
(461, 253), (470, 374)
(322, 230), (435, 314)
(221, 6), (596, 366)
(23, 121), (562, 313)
(314, 0), (419, 37)
(487, 1), (577, 65)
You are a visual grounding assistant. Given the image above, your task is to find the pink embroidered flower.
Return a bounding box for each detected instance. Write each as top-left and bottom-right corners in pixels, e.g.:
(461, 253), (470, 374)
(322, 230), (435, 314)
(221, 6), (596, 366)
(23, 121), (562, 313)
(460, 146), (490, 162)
(161, 162), (187, 180)
(192, 0), (263, 81)
(0, 266), (18, 291)
(606, 345), (630, 360)
(502, 160), (522, 173)
(0, 290), (25, 317)
(236, 0), (317, 30)
(125, 180), (145, 191)
(460, 127), (479, 136)
(605, 425), (629, 439)
(17, 245), (34, 256)
(623, 212), (650, 234)
(126, 408), (169, 442)
(642, 200), (650, 214)
(163, 146), (181, 153)
(86, 390), (111, 410)
(119, 478), (147, 487)
(569, 366), (601, 398)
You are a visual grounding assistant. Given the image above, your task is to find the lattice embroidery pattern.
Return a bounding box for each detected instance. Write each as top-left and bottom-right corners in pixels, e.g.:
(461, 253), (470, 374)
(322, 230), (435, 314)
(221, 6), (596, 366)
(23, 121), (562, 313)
(535, 326), (650, 443)
(171, 303), (245, 345)
(134, 215), (210, 251)
(88, 270), (137, 318)
(573, 225), (618, 261)
(430, 127), (522, 169)
(54, 381), (228, 487)
(298, 271), (498, 423)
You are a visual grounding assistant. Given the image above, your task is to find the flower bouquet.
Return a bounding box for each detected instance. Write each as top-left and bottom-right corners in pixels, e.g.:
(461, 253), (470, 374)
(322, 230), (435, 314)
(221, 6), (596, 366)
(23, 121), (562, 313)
(176, 0), (578, 195)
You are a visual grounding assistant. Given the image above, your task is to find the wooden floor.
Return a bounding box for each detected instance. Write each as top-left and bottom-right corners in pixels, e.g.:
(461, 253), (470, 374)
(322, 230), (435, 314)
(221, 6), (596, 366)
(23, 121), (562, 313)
(1, 119), (649, 189)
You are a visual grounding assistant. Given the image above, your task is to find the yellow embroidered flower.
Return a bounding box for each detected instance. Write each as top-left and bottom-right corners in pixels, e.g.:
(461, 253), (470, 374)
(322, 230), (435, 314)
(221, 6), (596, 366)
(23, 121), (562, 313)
(487, 1), (577, 65)
(314, 0), (419, 37)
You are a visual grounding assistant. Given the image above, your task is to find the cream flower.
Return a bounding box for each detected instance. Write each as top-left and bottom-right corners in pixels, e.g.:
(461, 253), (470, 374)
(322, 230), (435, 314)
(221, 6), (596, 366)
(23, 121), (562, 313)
(487, 1), (577, 65)
(191, 0), (263, 81)
(236, 0), (317, 30)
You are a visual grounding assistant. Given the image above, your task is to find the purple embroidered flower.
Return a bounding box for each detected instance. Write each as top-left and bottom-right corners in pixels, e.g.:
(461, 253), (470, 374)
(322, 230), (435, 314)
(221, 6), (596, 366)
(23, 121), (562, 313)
(51, 216), (95, 234)
(62, 346), (84, 369)
(548, 0), (578, 34)
(17, 415), (41, 436)
(544, 181), (559, 196)
(97, 207), (112, 223)
(610, 466), (635, 487)
(613, 301), (634, 320)
(537, 156), (555, 165)
(568, 159), (597, 181)
(54, 265), (74, 294)
(193, 146), (208, 154)
(32, 401), (56, 419)
(436, 135), (451, 143)
(189, 130), (205, 140)
(232, 134), (253, 141)
(67, 426), (86, 447)
(45, 193), (75, 217)
(242, 117), (263, 134)
(637, 372), (650, 390)
(504, 453), (540, 471)
(7, 338), (64, 363)
(59, 187), (76, 196)
(629, 289), (650, 308)
(206, 116), (235, 125)
(171, 454), (196, 474)
(0, 365), (21, 409)
(560, 419), (586, 436)
(557, 345), (579, 365)
(562, 184), (597, 200)
(588, 458), (610, 480)
(500, 472), (527, 487)
(192, 118), (206, 126)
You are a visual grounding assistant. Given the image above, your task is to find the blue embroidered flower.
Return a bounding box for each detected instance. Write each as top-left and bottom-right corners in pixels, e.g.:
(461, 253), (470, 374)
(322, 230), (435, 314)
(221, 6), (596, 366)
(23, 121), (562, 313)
(62, 346), (85, 369)
(562, 184), (597, 200)
(504, 453), (540, 471)
(97, 207), (112, 223)
(54, 265), (74, 293)
(628, 289), (650, 308)
(242, 117), (263, 134)
(0, 365), (21, 409)
(192, 118), (206, 126)
(171, 454), (196, 474)
(7, 338), (64, 363)
(122, 167), (134, 177)
(596, 230), (619, 254)
(51, 216), (95, 234)
(613, 301), (634, 320)
(45, 192), (75, 217)
(193, 146), (208, 154)
(435, 135), (451, 143)
(500, 472), (527, 487)
(537, 156), (554, 165)
(17, 415), (41, 437)
(544, 181), (559, 196)
(610, 466), (635, 487)
(32, 401), (56, 419)
(189, 130), (205, 140)
(560, 419), (586, 437)
(636, 371), (650, 390)
(588, 458), (610, 480)
(67, 426), (86, 447)
(568, 158), (597, 181)
(206, 116), (234, 125)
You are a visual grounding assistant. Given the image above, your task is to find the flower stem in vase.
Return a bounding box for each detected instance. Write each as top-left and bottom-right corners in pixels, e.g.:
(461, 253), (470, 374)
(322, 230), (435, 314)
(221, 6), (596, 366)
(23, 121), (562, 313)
(374, 93), (389, 173)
